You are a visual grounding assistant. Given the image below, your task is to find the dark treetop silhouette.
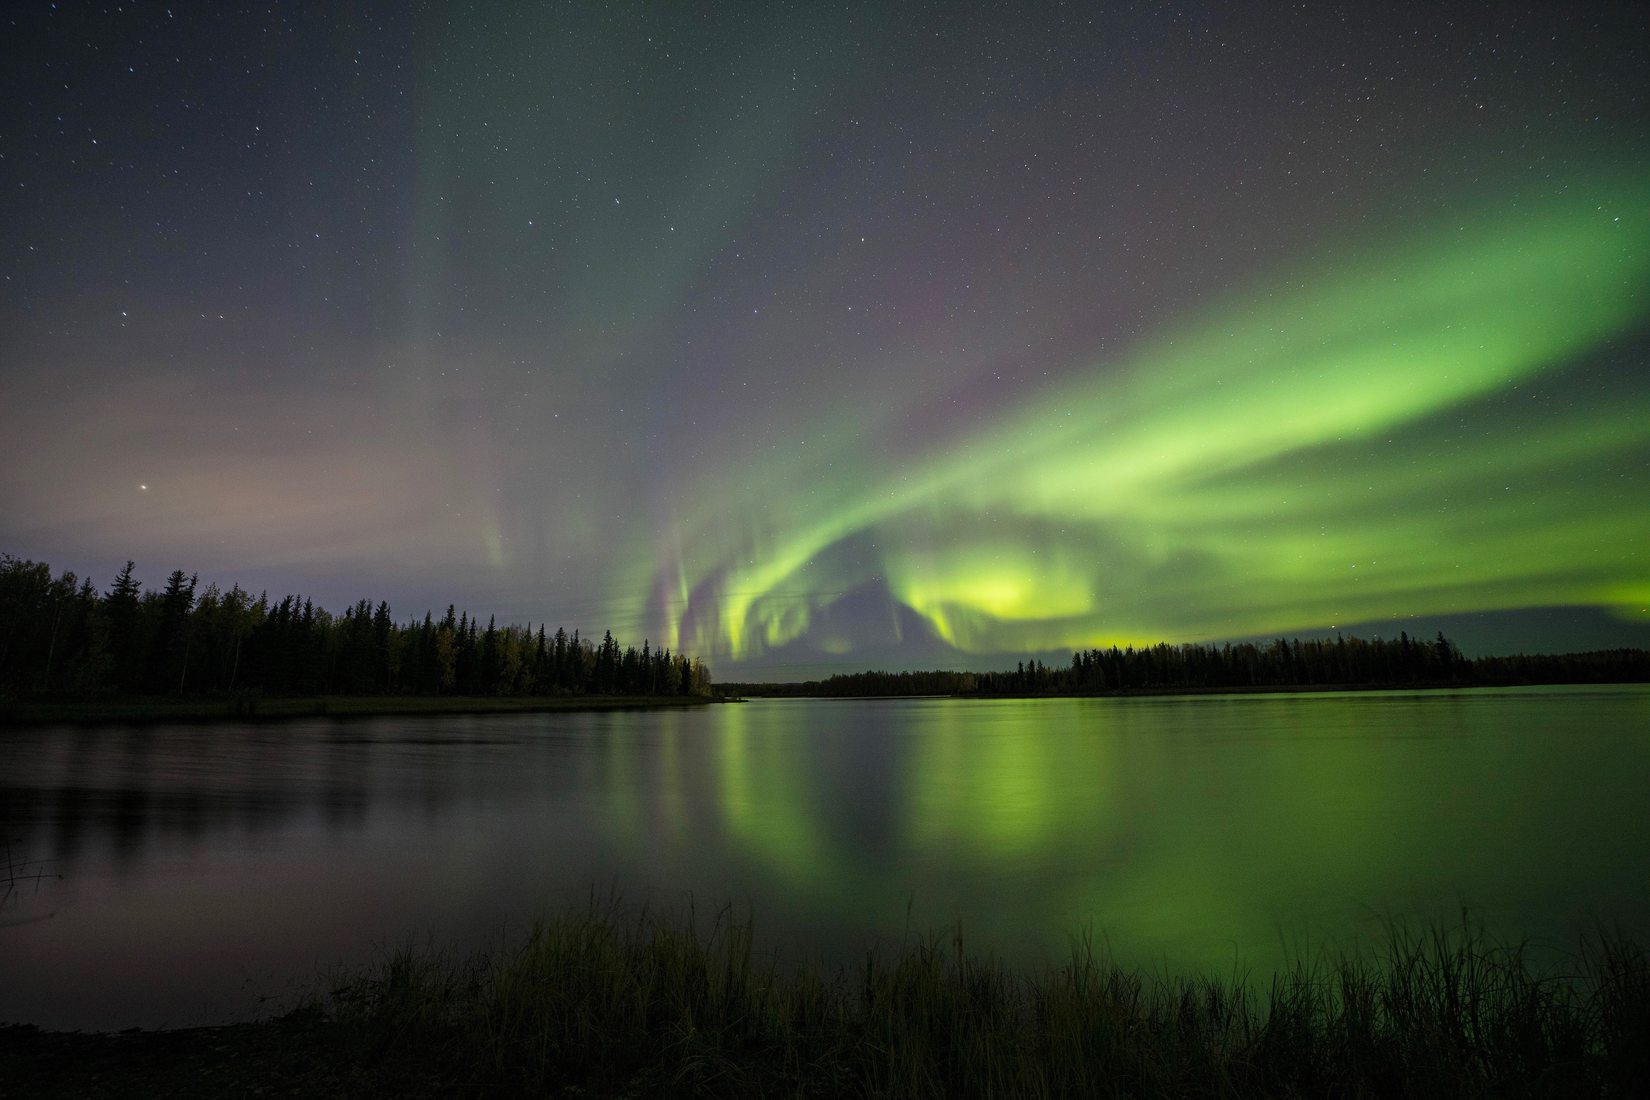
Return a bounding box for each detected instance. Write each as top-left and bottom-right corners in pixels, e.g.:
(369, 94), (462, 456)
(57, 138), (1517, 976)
(0, 554), (710, 703)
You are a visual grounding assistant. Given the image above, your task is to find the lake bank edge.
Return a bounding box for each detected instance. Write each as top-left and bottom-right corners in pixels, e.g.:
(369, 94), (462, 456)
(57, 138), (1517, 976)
(726, 676), (1650, 700)
(0, 692), (726, 729)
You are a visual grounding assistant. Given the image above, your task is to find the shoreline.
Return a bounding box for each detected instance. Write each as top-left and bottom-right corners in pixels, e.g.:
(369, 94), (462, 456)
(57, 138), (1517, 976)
(7, 679), (1641, 725)
(728, 677), (1649, 701)
(0, 693), (723, 729)
(4, 909), (1644, 1097)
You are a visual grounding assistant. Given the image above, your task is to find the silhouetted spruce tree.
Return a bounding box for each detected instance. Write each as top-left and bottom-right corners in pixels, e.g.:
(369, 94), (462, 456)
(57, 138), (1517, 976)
(96, 560), (140, 692)
(480, 615), (500, 695)
(373, 601), (396, 691)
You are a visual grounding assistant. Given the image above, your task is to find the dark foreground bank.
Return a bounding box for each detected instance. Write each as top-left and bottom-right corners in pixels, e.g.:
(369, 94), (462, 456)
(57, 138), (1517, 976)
(6, 907), (1646, 1098)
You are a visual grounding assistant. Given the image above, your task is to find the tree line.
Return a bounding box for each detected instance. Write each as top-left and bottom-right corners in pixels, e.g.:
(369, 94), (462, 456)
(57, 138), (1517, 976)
(723, 633), (1649, 697)
(0, 554), (711, 700)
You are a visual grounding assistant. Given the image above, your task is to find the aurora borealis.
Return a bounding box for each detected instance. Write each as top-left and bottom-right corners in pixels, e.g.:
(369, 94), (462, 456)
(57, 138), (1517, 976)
(3, 3), (1648, 676)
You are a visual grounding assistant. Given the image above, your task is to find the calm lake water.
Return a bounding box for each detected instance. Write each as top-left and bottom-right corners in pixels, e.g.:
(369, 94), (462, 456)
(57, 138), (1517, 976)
(3, 686), (1647, 1031)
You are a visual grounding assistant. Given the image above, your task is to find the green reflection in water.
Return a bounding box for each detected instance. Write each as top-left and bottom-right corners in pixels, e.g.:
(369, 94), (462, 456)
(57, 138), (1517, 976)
(658, 719), (687, 840)
(596, 692), (1650, 977)
(713, 701), (859, 892)
(907, 702), (1121, 862)
(600, 716), (643, 849)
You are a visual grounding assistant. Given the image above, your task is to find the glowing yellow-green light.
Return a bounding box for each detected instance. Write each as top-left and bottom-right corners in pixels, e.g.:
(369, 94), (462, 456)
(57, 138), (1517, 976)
(633, 171), (1650, 663)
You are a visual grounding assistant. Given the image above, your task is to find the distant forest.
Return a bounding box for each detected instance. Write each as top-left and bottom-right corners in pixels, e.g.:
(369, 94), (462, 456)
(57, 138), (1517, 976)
(0, 555), (711, 700)
(723, 634), (1650, 698)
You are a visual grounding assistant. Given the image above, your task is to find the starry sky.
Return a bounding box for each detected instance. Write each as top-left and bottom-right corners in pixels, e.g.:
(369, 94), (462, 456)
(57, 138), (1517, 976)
(3, 2), (1648, 678)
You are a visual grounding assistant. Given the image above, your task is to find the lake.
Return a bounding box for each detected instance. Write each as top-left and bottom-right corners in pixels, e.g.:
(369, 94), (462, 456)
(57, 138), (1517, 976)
(3, 686), (1647, 1031)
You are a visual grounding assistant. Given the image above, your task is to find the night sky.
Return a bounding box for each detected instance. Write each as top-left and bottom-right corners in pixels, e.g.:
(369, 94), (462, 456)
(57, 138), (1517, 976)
(3, 3), (1647, 678)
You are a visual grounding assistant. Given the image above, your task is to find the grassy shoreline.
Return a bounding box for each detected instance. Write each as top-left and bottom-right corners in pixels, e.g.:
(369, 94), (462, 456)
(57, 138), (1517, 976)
(0, 692), (723, 728)
(7, 907), (1646, 1097)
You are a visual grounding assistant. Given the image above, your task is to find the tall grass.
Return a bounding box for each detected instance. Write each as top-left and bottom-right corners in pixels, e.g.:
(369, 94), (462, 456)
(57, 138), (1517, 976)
(320, 903), (1649, 1096)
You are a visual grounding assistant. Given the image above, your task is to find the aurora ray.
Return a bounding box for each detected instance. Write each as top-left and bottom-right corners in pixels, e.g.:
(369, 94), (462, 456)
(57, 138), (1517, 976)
(640, 172), (1650, 667)
(3, 4), (1646, 673)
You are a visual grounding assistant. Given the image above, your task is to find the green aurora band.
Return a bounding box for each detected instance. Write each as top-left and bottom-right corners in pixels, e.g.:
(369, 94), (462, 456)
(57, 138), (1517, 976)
(636, 173), (1650, 665)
